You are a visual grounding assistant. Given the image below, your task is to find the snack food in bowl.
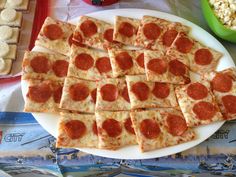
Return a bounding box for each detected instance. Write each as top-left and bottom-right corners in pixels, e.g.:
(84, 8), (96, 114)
(201, 0), (236, 43)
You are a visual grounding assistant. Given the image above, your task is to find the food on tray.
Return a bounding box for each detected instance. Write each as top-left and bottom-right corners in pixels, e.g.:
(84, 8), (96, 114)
(73, 16), (121, 50)
(175, 80), (223, 127)
(67, 45), (113, 80)
(4, 0), (30, 11)
(126, 75), (178, 109)
(0, 41), (17, 59)
(0, 58), (12, 75)
(22, 14), (235, 153)
(35, 17), (76, 56)
(203, 67), (236, 120)
(0, 8), (22, 27)
(0, 26), (20, 43)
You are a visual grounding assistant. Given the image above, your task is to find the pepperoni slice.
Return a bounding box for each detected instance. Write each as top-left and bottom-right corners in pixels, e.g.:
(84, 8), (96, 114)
(118, 22), (136, 37)
(124, 117), (135, 135)
(95, 57), (112, 73)
(92, 121), (98, 136)
(131, 82), (150, 101)
(169, 59), (186, 76)
(194, 48), (213, 65)
(91, 88), (97, 104)
(80, 20), (97, 37)
(152, 82), (170, 99)
(175, 36), (193, 53)
(64, 120), (86, 139)
(73, 31), (83, 43)
(187, 83), (208, 100)
(147, 58), (167, 74)
(222, 95), (236, 114)
(136, 53), (144, 68)
(43, 24), (63, 40)
(30, 56), (51, 74)
(52, 60), (69, 77)
(102, 118), (122, 137)
(27, 83), (52, 103)
(104, 28), (114, 42)
(69, 33), (85, 47)
(115, 52), (133, 70)
(212, 73), (233, 93)
(193, 101), (216, 120)
(162, 29), (178, 47)
(140, 119), (161, 139)
(69, 83), (89, 101)
(100, 84), (118, 102)
(74, 53), (94, 70)
(143, 23), (161, 40)
(166, 114), (187, 136)
(53, 85), (63, 103)
(121, 86), (130, 103)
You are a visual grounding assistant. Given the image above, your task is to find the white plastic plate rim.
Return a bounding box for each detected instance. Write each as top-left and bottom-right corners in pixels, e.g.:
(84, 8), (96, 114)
(22, 9), (235, 159)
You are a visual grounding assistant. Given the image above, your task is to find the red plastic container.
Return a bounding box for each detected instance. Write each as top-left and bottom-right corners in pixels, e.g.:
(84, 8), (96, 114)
(83, 0), (119, 6)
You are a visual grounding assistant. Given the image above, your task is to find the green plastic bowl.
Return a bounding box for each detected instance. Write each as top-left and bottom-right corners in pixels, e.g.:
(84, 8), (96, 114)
(201, 0), (236, 43)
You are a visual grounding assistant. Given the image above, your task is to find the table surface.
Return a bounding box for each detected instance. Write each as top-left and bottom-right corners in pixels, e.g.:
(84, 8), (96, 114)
(0, 1), (236, 177)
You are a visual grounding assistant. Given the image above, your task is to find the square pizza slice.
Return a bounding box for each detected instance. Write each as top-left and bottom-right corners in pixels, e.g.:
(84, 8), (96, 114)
(60, 77), (97, 113)
(203, 67), (236, 120)
(175, 80), (224, 127)
(187, 41), (222, 74)
(95, 111), (137, 150)
(108, 48), (145, 77)
(35, 17), (76, 56)
(113, 16), (140, 46)
(130, 109), (195, 152)
(56, 112), (98, 148)
(22, 51), (69, 81)
(126, 75), (178, 109)
(144, 50), (190, 84)
(135, 15), (190, 51)
(73, 16), (121, 50)
(67, 45), (113, 81)
(24, 79), (63, 113)
(96, 78), (131, 111)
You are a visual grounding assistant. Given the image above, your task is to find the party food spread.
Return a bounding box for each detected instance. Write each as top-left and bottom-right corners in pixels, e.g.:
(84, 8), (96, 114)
(22, 15), (236, 153)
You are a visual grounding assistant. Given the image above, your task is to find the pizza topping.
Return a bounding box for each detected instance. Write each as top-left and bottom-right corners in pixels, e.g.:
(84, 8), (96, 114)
(140, 119), (161, 139)
(64, 120), (86, 139)
(212, 73), (233, 92)
(69, 83), (89, 101)
(73, 31), (83, 43)
(95, 57), (112, 73)
(166, 114), (187, 136)
(187, 83), (208, 100)
(100, 84), (118, 102)
(162, 29), (178, 47)
(102, 118), (122, 137)
(43, 24), (63, 40)
(121, 85), (130, 103)
(74, 53), (94, 70)
(124, 117), (135, 135)
(175, 36), (193, 53)
(69, 33), (85, 47)
(118, 22), (136, 37)
(80, 20), (98, 37)
(136, 53), (144, 68)
(152, 82), (170, 99)
(92, 121), (98, 136)
(147, 58), (167, 74)
(131, 82), (150, 101)
(169, 59), (186, 76)
(222, 95), (236, 114)
(30, 56), (51, 74)
(194, 48), (213, 65)
(193, 101), (216, 120)
(52, 60), (69, 77)
(143, 23), (161, 40)
(91, 88), (97, 104)
(53, 85), (63, 103)
(27, 82), (52, 103)
(115, 52), (133, 70)
(104, 28), (114, 42)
